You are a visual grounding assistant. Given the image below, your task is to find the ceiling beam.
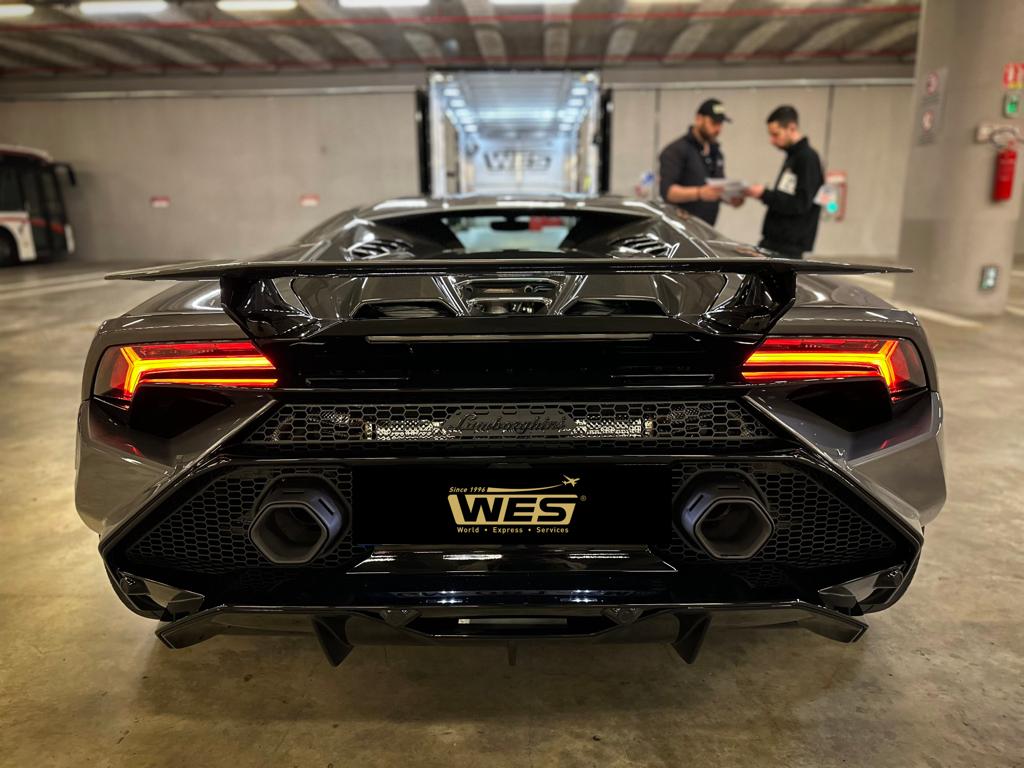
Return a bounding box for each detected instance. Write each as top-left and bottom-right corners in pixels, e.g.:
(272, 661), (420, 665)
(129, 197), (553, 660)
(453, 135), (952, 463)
(0, 36), (98, 72)
(543, 3), (569, 65)
(152, 4), (272, 70)
(186, 32), (273, 69)
(844, 18), (918, 61)
(302, 0), (388, 68)
(662, 0), (737, 63)
(461, 0), (507, 67)
(604, 25), (638, 66)
(266, 32), (332, 70)
(402, 30), (444, 65)
(125, 35), (220, 74)
(785, 17), (865, 61)
(213, 5), (331, 70)
(722, 18), (788, 62)
(48, 33), (158, 71)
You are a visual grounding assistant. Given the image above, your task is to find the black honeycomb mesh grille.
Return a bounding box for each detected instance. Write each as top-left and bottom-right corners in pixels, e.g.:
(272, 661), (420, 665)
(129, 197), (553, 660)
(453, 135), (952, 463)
(653, 461), (896, 571)
(124, 466), (365, 575)
(123, 460), (898, 582)
(245, 400), (774, 452)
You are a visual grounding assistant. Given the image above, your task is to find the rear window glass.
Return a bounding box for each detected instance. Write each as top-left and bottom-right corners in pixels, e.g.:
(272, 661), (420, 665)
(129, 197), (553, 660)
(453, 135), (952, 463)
(444, 215), (574, 253)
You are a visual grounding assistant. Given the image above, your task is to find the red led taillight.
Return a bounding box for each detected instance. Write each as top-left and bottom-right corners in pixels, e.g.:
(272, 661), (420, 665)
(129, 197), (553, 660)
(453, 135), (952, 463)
(742, 337), (926, 398)
(94, 341), (277, 404)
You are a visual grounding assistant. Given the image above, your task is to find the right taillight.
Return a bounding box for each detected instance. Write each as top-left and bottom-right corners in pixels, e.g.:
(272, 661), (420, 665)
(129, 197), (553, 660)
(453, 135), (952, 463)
(742, 337), (927, 399)
(94, 340), (277, 405)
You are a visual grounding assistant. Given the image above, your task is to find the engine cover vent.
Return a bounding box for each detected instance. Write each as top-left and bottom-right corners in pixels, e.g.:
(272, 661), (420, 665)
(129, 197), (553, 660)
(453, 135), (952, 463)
(610, 234), (679, 258)
(346, 238), (412, 259)
(565, 299), (666, 316)
(354, 301), (454, 319)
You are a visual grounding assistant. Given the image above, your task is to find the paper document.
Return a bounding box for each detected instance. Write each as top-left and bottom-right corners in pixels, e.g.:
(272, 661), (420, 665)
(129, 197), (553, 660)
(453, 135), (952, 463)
(708, 177), (747, 201)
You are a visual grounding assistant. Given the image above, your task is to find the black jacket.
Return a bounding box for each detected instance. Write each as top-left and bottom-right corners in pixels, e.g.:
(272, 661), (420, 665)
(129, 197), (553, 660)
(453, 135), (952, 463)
(658, 128), (725, 226)
(759, 137), (824, 256)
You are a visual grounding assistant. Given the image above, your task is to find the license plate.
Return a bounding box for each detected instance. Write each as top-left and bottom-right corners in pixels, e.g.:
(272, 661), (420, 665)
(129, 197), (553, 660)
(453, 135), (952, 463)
(352, 464), (670, 544)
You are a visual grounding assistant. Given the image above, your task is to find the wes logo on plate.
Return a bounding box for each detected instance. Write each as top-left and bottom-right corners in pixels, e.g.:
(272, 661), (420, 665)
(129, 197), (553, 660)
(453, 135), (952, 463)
(448, 475), (582, 532)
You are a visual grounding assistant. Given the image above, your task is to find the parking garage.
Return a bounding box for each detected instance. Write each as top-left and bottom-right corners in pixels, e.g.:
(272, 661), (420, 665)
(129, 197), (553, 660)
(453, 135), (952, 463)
(0, 1), (1022, 766)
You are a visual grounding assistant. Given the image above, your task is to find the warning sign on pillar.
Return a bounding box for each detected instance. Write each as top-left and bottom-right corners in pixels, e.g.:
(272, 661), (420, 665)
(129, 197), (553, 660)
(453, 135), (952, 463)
(916, 67), (947, 145)
(150, 196), (171, 209)
(1003, 62), (1024, 90)
(299, 194), (320, 208)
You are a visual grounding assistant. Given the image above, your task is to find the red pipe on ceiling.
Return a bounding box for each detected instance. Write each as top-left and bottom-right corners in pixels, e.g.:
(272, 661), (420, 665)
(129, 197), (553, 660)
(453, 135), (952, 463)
(0, 47), (917, 78)
(0, 3), (920, 34)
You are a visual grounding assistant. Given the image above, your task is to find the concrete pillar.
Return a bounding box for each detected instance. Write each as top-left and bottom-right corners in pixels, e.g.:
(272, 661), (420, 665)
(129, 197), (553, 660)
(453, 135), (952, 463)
(895, 0), (1024, 316)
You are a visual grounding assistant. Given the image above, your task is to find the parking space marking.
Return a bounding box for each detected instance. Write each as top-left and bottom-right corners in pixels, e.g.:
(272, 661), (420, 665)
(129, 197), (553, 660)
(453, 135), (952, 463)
(902, 305), (982, 329)
(0, 278), (113, 301)
(1006, 305), (1024, 317)
(0, 270), (111, 295)
(1012, 269), (1024, 279)
(839, 274), (982, 328)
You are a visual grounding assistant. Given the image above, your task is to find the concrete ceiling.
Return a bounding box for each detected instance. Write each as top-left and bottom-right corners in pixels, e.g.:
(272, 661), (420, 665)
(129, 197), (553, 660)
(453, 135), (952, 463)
(0, 0), (920, 80)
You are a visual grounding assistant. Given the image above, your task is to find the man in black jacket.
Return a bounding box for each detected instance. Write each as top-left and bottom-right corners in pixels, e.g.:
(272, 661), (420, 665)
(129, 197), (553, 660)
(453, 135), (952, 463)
(746, 105), (824, 259)
(658, 98), (743, 226)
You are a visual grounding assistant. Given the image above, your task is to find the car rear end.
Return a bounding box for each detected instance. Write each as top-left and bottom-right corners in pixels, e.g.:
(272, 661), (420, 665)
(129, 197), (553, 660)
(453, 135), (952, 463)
(76, 257), (943, 664)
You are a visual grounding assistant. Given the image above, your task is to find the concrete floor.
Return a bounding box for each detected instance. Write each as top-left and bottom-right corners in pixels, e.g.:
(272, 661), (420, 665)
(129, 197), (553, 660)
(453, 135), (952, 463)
(1, 262), (1022, 768)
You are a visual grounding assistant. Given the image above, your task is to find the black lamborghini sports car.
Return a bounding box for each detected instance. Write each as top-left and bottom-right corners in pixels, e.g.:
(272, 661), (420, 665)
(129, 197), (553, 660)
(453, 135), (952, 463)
(77, 196), (945, 664)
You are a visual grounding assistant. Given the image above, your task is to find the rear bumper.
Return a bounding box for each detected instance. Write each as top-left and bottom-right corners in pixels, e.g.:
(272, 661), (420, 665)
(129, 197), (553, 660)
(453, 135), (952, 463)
(79, 386), (939, 661)
(154, 601), (868, 665)
(110, 546), (909, 664)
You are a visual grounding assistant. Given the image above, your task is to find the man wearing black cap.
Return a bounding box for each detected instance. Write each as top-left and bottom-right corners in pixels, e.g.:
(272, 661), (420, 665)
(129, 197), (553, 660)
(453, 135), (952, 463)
(658, 98), (741, 226)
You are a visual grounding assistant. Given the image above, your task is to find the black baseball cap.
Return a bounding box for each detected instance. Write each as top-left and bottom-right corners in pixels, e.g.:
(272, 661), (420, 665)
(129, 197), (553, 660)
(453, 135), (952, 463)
(697, 98), (731, 123)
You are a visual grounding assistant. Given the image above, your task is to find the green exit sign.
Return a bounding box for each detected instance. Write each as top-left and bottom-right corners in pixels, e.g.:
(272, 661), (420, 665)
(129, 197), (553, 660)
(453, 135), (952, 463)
(1005, 92), (1021, 118)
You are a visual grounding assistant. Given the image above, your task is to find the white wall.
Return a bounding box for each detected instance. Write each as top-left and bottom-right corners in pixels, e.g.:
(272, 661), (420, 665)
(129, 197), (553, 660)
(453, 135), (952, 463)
(611, 83), (915, 258)
(0, 92), (418, 263)
(0, 82), (947, 264)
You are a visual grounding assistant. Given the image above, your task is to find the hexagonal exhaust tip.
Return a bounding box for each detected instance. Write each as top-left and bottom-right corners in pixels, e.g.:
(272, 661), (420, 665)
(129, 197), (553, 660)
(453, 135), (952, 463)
(678, 472), (774, 560)
(249, 478), (346, 565)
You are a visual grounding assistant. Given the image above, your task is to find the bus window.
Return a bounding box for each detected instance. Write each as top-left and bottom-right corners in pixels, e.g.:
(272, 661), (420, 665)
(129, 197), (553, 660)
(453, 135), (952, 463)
(19, 168), (51, 258)
(39, 169), (69, 252)
(0, 168), (20, 212)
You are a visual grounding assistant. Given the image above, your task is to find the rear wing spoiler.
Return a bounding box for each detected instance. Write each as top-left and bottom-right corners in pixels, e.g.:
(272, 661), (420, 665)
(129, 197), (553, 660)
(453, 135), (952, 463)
(107, 257), (910, 340)
(107, 257), (910, 281)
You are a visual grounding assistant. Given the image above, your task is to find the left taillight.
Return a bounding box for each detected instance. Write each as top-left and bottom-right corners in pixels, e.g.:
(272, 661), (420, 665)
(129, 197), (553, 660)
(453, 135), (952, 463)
(741, 336), (927, 399)
(93, 340), (277, 405)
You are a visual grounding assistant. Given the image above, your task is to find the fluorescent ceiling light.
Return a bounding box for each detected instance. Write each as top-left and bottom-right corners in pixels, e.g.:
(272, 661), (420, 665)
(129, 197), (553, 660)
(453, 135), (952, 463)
(464, 125), (478, 133)
(571, 86), (588, 96)
(442, 86), (461, 97)
(559, 123), (573, 131)
(216, 0), (296, 11)
(567, 98), (583, 107)
(80, 1), (168, 14)
(0, 4), (34, 18)
(340, 0), (429, 7)
(477, 108), (555, 121)
(491, 0), (576, 5)
(449, 98), (466, 108)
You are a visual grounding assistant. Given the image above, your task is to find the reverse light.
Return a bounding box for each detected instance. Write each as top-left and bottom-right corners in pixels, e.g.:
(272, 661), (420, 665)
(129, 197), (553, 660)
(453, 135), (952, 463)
(94, 341), (277, 404)
(742, 337), (926, 398)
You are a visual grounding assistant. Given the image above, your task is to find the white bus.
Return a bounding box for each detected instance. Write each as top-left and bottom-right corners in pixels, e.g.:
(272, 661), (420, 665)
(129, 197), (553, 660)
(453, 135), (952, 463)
(0, 145), (77, 265)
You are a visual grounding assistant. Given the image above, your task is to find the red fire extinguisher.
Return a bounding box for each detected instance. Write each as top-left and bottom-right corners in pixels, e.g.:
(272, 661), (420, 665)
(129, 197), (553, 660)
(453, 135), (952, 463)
(993, 143), (1017, 201)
